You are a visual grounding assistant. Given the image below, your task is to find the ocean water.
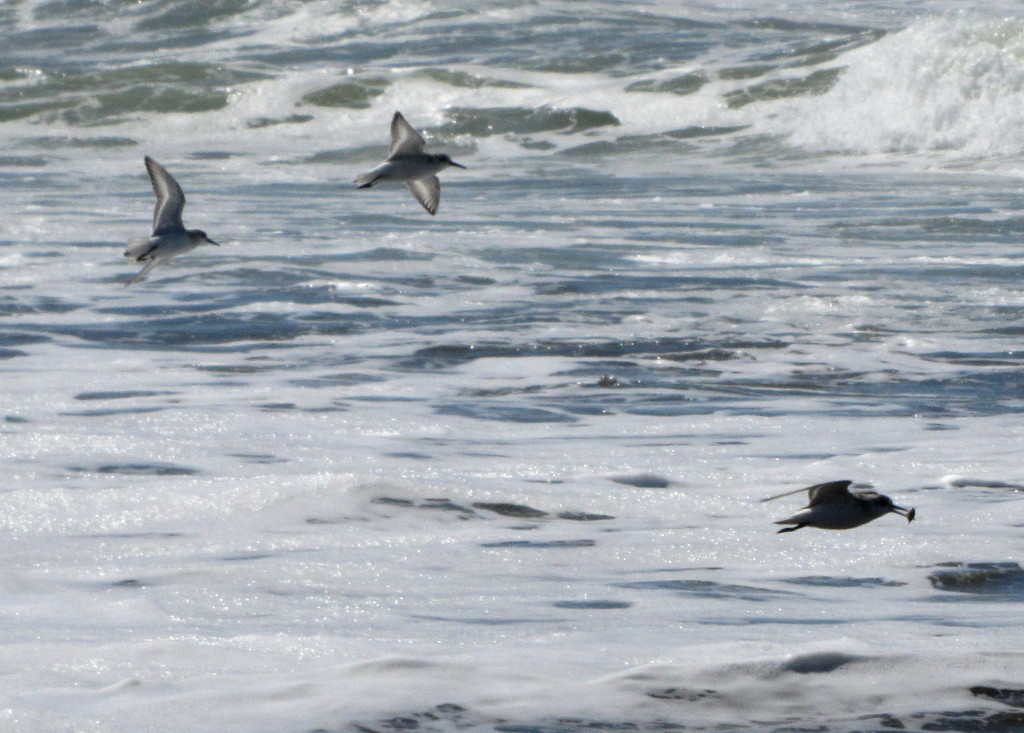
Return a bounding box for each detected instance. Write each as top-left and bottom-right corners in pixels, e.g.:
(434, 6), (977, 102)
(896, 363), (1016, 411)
(2, 1), (1024, 731)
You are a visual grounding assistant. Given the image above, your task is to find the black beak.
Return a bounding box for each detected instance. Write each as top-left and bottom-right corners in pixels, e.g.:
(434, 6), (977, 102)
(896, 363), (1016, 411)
(892, 505), (915, 522)
(449, 161), (467, 169)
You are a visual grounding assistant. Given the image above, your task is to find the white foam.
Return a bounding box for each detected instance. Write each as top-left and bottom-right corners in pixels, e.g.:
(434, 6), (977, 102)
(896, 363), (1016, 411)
(768, 15), (1024, 160)
(5, 3), (1024, 731)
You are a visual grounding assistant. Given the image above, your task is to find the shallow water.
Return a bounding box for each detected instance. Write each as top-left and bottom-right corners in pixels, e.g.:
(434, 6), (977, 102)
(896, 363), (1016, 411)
(2, 1), (1024, 731)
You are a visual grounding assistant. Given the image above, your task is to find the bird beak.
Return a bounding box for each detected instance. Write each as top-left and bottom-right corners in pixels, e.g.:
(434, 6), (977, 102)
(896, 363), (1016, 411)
(892, 504), (915, 522)
(449, 160), (467, 169)
(207, 239), (220, 246)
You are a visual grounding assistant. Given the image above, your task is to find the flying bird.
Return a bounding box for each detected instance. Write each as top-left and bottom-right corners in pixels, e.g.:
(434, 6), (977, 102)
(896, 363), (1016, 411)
(124, 156), (219, 285)
(763, 480), (915, 533)
(354, 111), (466, 215)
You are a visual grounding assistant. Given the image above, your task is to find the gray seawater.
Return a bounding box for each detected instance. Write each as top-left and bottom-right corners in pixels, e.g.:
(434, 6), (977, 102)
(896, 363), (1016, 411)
(3, 2), (1024, 732)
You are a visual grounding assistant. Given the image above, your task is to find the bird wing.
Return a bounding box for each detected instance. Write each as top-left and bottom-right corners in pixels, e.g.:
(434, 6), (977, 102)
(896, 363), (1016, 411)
(805, 480), (855, 507)
(760, 479), (854, 504)
(406, 176), (440, 215)
(389, 111), (426, 157)
(127, 258), (160, 287)
(145, 156), (186, 234)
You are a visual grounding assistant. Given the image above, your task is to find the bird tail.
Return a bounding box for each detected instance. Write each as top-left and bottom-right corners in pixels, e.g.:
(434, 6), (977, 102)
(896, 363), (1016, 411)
(124, 238), (155, 260)
(354, 171), (381, 188)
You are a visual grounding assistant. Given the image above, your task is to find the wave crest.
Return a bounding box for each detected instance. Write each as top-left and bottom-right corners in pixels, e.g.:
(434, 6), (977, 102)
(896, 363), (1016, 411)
(774, 16), (1024, 157)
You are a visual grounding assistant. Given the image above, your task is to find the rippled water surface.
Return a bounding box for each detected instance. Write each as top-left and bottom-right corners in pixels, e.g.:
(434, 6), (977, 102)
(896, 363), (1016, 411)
(2, 2), (1024, 732)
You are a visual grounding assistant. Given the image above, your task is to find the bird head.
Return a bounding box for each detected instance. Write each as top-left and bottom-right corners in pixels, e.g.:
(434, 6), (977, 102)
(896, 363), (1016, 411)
(189, 229), (219, 246)
(872, 494), (914, 522)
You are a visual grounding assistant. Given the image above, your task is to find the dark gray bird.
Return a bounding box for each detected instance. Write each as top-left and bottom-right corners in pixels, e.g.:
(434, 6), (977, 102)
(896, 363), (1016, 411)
(124, 157), (219, 285)
(354, 111), (466, 215)
(763, 480), (915, 533)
